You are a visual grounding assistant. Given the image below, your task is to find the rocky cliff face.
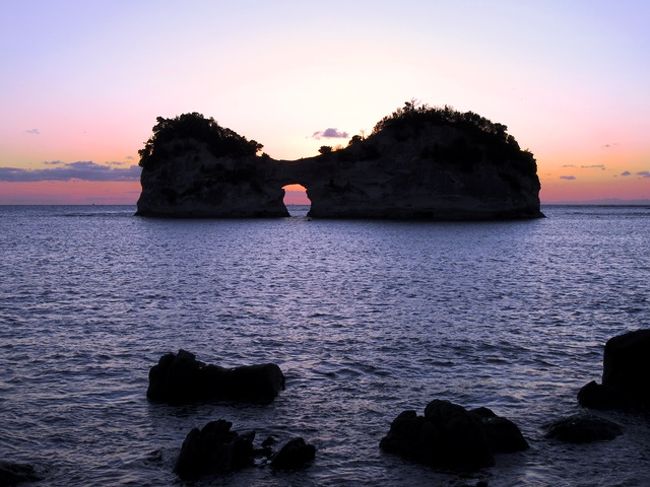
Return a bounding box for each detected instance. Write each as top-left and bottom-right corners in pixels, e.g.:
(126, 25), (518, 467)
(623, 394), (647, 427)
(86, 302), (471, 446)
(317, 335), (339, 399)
(136, 113), (287, 217)
(291, 123), (541, 219)
(136, 143), (287, 217)
(137, 106), (542, 219)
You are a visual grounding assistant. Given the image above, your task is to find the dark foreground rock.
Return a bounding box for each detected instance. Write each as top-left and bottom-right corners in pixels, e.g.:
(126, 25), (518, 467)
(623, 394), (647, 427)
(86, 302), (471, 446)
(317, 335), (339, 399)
(174, 422), (315, 480)
(380, 400), (528, 471)
(147, 350), (285, 404)
(544, 414), (623, 443)
(469, 407), (529, 453)
(0, 461), (39, 486)
(578, 329), (650, 410)
(271, 437), (316, 470)
(175, 420), (255, 480)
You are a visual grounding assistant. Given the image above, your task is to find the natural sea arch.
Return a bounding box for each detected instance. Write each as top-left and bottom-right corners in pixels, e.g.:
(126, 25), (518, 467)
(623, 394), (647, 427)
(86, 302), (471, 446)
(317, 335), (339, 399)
(282, 183), (311, 216)
(136, 108), (543, 219)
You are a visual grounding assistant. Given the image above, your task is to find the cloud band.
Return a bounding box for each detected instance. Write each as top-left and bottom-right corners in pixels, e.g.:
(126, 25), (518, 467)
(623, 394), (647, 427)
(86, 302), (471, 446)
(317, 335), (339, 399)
(0, 161), (140, 182)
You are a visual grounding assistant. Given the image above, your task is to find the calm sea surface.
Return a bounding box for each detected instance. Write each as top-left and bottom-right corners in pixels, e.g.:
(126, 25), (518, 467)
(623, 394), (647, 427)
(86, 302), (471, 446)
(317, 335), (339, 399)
(1, 205), (649, 486)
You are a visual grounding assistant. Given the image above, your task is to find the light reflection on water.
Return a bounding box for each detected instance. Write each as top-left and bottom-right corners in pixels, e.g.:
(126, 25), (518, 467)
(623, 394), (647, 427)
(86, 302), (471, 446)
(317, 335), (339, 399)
(0, 205), (649, 486)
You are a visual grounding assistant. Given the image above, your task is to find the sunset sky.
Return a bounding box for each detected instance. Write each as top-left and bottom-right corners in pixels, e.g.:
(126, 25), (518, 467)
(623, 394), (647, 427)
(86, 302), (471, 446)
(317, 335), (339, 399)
(1, 0), (649, 204)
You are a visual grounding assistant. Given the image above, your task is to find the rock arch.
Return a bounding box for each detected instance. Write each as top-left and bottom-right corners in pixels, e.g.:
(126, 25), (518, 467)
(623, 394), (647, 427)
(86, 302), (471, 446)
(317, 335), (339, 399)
(136, 108), (542, 220)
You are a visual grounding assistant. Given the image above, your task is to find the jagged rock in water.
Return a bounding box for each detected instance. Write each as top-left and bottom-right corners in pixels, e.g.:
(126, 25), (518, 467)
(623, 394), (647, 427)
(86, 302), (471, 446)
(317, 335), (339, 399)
(544, 413), (623, 443)
(578, 329), (650, 410)
(174, 420), (255, 480)
(0, 461), (39, 486)
(147, 350), (285, 404)
(270, 437), (316, 470)
(136, 105), (542, 220)
(380, 400), (527, 471)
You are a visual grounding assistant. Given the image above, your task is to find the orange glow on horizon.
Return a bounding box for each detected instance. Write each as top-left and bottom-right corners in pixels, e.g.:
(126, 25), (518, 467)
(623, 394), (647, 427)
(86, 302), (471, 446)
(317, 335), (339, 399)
(283, 183), (306, 192)
(540, 176), (650, 202)
(535, 144), (650, 202)
(0, 181), (141, 205)
(1, 169), (647, 205)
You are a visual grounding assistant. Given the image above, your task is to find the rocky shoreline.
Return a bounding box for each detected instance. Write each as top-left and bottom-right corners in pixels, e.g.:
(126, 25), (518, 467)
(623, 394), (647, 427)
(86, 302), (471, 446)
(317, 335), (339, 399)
(4, 329), (646, 485)
(150, 330), (647, 482)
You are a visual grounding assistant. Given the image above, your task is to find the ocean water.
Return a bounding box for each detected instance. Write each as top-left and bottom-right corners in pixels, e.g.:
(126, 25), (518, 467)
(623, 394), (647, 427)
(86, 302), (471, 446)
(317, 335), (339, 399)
(1, 204), (649, 486)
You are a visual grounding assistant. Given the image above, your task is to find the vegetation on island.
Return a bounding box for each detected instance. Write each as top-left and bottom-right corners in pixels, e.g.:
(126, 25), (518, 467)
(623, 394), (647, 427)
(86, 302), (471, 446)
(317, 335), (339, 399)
(337, 101), (537, 176)
(139, 113), (262, 169)
(138, 103), (536, 181)
(372, 100), (512, 140)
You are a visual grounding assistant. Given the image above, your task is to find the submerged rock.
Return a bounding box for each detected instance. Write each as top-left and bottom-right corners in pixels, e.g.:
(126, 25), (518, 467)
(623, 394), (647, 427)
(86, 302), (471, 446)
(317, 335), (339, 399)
(578, 329), (650, 410)
(175, 420), (255, 480)
(0, 461), (39, 486)
(380, 400), (527, 471)
(147, 350), (285, 404)
(270, 437), (316, 470)
(137, 105), (542, 220)
(544, 413), (623, 443)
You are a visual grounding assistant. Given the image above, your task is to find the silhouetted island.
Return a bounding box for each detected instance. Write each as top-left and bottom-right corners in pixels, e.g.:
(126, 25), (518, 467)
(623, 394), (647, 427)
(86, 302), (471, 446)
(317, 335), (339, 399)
(136, 102), (542, 219)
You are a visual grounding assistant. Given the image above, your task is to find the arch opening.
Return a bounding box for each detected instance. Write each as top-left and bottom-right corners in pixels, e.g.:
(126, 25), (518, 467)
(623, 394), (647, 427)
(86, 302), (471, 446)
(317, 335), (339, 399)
(282, 184), (311, 217)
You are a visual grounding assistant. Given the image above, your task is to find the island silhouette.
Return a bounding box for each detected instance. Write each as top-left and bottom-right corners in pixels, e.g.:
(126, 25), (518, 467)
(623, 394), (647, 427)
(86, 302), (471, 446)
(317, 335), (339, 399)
(136, 102), (542, 219)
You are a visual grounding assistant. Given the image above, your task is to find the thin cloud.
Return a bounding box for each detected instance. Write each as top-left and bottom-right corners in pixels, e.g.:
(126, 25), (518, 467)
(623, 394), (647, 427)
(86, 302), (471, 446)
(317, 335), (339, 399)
(43, 160), (64, 165)
(561, 164), (576, 168)
(580, 164), (606, 170)
(602, 143), (618, 148)
(620, 171), (631, 176)
(311, 128), (349, 139)
(0, 161), (141, 182)
(25, 128), (40, 135)
(125, 155), (134, 161)
(560, 175), (576, 180)
(637, 171), (650, 178)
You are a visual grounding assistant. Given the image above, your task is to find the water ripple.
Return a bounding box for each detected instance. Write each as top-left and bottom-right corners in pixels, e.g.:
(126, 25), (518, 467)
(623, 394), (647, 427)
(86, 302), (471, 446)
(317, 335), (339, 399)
(0, 205), (649, 486)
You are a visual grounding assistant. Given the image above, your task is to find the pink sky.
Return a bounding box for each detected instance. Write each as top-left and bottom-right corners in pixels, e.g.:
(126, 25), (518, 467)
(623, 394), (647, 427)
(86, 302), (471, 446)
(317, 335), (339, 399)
(1, 1), (648, 204)
(0, 181), (142, 205)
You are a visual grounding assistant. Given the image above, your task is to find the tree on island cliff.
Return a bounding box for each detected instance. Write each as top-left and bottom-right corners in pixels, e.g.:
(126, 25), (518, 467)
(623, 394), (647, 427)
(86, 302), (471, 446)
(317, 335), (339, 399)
(347, 134), (364, 146)
(138, 113), (263, 169)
